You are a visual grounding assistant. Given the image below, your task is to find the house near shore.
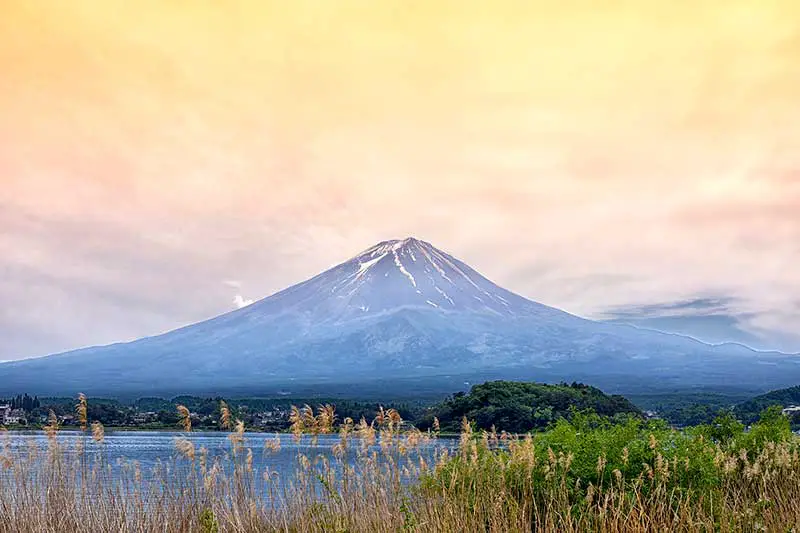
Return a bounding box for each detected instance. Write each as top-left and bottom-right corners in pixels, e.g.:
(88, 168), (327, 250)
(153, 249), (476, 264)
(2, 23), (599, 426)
(0, 404), (10, 425)
(133, 411), (158, 424)
(3, 408), (25, 425)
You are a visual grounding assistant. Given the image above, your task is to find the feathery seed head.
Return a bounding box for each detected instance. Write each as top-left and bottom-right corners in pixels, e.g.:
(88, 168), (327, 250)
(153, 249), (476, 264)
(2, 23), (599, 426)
(175, 438), (195, 460)
(219, 401), (231, 430)
(91, 421), (105, 444)
(44, 410), (59, 439)
(176, 405), (192, 432)
(76, 393), (88, 431)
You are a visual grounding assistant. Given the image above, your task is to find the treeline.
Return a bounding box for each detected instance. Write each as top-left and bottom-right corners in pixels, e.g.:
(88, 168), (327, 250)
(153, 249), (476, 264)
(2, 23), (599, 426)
(735, 385), (800, 426)
(2, 393), (423, 430)
(417, 380), (641, 433)
(8, 381), (799, 433)
(132, 396), (421, 422)
(1, 393), (40, 411)
(6, 382), (638, 434)
(632, 386), (800, 429)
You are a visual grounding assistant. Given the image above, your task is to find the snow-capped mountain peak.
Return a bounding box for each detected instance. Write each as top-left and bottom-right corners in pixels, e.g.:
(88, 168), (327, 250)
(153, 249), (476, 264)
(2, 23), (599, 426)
(1, 237), (792, 397)
(299, 237), (528, 319)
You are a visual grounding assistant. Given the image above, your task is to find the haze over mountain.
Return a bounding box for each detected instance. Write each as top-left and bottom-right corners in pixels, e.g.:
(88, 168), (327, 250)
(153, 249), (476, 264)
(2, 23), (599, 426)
(0, 238), (798, 397)
(601, 298), (771, 350)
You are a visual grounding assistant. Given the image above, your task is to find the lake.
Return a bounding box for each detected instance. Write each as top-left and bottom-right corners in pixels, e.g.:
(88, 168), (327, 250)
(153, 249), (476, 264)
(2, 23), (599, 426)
(2, 430), (455, 486)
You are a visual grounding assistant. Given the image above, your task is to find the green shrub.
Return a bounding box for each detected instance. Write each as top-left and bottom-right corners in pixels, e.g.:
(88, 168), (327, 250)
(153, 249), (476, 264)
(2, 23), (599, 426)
(735, 405), (792, 453)
(199, 508), (219, 533)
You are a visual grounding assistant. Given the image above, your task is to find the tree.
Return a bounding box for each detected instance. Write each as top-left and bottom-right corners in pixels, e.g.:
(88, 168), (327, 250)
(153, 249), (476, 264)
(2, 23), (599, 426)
(702, 411), (744, 445)
(418, 380), (642, 433)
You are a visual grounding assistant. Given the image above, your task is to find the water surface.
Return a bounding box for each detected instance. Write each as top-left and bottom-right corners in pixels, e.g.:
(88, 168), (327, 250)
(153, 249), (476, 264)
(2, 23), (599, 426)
(3, 430), (453, 483)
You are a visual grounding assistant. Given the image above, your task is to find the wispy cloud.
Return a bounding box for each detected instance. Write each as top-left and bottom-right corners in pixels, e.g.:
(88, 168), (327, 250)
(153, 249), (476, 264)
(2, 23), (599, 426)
(599, 296), (800, 352)
(602, 297), (741, 319)
(233, 295), (254, 309)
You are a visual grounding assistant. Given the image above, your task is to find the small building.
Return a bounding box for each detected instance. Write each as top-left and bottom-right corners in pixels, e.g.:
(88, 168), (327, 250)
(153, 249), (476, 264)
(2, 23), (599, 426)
(253, 408), (289, 428)
(132, 411), (157, 424)
(0, 404), (11, 425)
(5, 408), (25, 425)
(782, 405), (800, 416)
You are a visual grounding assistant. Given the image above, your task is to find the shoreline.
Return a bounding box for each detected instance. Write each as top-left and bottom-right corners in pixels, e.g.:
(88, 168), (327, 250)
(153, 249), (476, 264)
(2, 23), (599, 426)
(2, 426), (462, 438)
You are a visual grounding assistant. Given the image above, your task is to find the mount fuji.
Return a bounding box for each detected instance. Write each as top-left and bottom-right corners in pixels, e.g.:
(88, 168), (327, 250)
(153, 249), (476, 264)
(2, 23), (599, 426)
(1, 238), (798, 396)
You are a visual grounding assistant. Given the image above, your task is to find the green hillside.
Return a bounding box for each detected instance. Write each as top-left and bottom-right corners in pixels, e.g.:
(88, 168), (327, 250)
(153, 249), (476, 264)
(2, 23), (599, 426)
(418, 380), (641, 433)
(736, 385), (800, 425)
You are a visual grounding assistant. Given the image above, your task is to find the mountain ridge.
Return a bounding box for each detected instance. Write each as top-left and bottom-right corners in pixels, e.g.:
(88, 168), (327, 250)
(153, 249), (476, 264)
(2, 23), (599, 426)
(1, 238), (798, 396)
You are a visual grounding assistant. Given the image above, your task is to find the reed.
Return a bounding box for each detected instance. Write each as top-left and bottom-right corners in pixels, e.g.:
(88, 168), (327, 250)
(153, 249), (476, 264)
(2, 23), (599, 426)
(0, 397), (798, 532)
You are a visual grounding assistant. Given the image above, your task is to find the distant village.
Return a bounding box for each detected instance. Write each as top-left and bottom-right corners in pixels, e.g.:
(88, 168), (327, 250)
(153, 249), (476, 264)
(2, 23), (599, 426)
(0, 404), (26, 425)
(0, 394), (414, 432)
(3, 392), (799, 435)
(0, 394), (292, 431)
(0, 394), (40, 426)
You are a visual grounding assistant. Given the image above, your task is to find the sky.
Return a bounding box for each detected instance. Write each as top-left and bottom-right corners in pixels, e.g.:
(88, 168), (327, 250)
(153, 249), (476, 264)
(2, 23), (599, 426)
(1, 0), (799, 361)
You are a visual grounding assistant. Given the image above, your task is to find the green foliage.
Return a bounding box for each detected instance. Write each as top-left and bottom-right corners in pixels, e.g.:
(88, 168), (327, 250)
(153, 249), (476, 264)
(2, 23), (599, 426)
(424, 405), (798, 525)
(198, 508), (219, 533)
(735, 384), (800, 424)
(696, 410), (744, 446)
(626, 390), (750, 427)
(420, 380), (642, 433)
(423, 414), (721, 518)
(734, 405), (792, 452)
(400, 495), (418, 532)
(660, 403), (726, 426)
(533, 413), (721, 496)
(425, 405), (796, 525)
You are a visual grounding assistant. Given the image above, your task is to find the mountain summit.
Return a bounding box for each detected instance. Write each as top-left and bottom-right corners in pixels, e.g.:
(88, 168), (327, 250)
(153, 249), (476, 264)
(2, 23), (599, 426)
(1, 238), (798, 396)
(244, 237), (561, 322)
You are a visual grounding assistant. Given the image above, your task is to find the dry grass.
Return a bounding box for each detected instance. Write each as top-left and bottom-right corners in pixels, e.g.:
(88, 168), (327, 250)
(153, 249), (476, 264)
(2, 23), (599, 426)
(1, 399), (800, 532)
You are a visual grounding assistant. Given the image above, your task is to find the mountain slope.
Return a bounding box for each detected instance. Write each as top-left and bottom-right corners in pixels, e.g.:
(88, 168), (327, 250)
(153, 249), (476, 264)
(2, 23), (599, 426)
(1, 238), (798, 396)
(735, 385), (800, 423)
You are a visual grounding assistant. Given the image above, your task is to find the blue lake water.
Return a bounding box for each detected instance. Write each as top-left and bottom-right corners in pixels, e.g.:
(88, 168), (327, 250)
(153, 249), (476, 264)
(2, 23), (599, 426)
(3, 430), (454, 484)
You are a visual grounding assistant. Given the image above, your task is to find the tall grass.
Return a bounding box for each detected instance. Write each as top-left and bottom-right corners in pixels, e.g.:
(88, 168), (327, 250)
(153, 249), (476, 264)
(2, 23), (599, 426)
(1, 400), (799, 532)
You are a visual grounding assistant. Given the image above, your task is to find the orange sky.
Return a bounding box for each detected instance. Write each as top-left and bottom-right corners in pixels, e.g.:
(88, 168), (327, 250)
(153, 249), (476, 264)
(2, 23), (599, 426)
(1, 0), (799, 359)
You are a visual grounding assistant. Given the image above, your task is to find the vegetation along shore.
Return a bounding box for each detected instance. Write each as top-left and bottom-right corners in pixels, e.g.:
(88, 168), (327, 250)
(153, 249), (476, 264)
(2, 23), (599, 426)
(2, 381), (800, 531)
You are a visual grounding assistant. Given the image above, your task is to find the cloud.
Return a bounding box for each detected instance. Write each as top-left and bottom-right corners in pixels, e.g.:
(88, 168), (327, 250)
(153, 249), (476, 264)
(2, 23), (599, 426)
(601, 297), (741, 319)
(233, 295), (254, 309)
(0, 0), (798, 360)
(599, 296), (800, 352)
